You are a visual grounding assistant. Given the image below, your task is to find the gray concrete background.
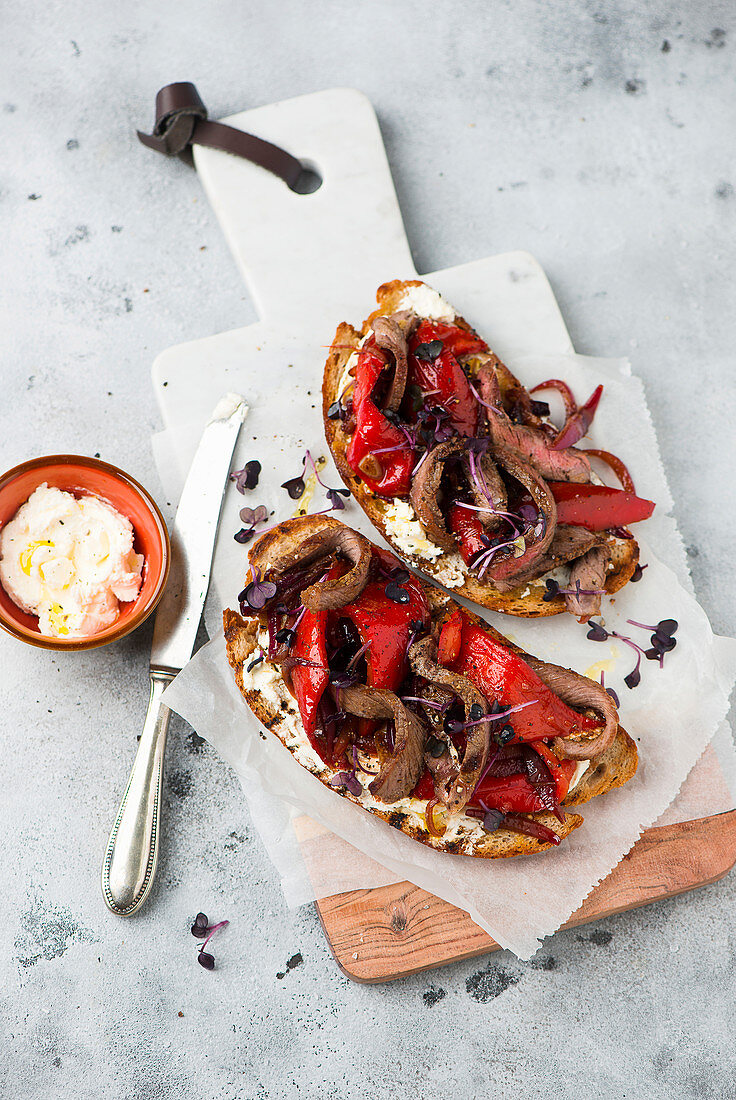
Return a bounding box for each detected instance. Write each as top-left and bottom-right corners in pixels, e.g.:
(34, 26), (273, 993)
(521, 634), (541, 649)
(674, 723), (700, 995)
(2, 3), (735, 1097)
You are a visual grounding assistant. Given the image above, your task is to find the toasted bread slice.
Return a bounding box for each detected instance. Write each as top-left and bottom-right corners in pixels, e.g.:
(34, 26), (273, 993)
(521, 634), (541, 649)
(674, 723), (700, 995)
(323, 280), (639, 617)
(224, 515), (638, 859)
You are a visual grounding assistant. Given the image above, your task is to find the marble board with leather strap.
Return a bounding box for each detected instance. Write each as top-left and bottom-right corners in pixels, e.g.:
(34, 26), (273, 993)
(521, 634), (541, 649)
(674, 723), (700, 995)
(151, 88), (736, 980)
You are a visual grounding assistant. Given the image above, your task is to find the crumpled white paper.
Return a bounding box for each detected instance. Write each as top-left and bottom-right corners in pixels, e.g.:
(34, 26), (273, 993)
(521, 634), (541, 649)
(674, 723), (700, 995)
(158, 350), (736, 959)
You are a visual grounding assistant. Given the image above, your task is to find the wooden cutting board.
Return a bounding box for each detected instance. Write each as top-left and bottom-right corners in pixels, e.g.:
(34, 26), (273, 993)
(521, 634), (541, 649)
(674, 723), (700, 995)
(152, 88), (736, 979)
(311, 808), (736, 982)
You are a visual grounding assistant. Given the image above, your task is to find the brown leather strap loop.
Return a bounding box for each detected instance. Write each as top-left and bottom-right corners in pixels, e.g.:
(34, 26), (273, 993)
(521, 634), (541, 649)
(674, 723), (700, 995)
(137, 82), (304, 190)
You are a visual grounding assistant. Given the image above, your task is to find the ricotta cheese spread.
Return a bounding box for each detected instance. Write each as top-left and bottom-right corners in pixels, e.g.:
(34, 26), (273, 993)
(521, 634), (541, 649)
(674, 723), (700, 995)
(433, 552), (467, 589)
(398, 284), (457, 322)
(0, 484), (144, 638)
(568, 759), (590, 792)
(381, 499), (443, 561)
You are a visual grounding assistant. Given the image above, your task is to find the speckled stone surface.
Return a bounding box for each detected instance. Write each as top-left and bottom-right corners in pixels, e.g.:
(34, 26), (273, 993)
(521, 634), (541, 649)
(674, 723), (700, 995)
(2, 3), (736, 1097)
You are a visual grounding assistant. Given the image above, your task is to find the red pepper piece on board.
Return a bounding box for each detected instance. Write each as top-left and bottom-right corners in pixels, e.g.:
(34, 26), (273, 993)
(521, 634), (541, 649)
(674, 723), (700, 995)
(547, 481), (654, 531)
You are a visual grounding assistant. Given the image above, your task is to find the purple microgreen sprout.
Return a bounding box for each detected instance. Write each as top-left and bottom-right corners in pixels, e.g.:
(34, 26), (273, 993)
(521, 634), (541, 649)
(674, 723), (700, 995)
(373, 443), (410, 456)
(446, 699), (537, 735)
(281, 455), (307, 499)
(482, 808), (505, 833)
(411, 446), (432, 477)
(329, 772), (363, 798)
(347, 640), (373, 670)
(600, 671), (620, 708)
(325, 488), (350, 512)
(543, 578), (606, 603)
(327, 396), (353, 421)
(190, 911), (210, 938)
(400, 696), (447, 710)
(300, 450), (352, 514)
(585, 617), (678, 688)
(246, 654), (264, 673)
(234, 503), (270, 544)
(196, 919), (229, 970)
(406, 617), (426, 652)
(385, 580), (411, 604)
(467, 378), (502, 413)
(414, 339), (444, 361)
(630, 562), (648, 582)
(230, 460), (261, 493)
(191, 913), (229, 970)
(240, 505), (269, 526)
(470, 533), (529, 579)
(239, 565), (278, 611)
(291, 604), (307, 633)
(427, 735), (448, 758)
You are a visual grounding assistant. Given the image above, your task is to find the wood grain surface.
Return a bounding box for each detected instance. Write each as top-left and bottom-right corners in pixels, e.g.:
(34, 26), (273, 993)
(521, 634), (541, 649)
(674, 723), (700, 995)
(314, 809), (736, 983)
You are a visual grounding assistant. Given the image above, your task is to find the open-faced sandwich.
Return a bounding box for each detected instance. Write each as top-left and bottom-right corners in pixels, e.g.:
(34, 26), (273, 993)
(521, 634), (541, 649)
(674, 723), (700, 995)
(224, 515), (638, 858)
(323, 279), (655, 620)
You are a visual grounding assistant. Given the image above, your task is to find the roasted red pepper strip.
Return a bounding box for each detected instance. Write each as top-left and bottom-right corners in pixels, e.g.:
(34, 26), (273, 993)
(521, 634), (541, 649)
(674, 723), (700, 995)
(448, 503), (487, 565)
(346, 343), (414, 496)
(342, 558), (429, 693)
(548, 481), (654, 531)
(438, 609), (464, 666)
(290, 610), (331, 755)
(413, 319), (488, 360)
(453, 618), (600, 742)
(407, 321), (483, 437)
(470, 773), (547, 815)
(534, 741), (576, 801)
(290, 561), (348, 759)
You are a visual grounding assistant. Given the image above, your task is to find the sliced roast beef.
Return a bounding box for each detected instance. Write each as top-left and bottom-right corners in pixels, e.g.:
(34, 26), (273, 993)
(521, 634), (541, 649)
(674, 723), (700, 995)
(494, 525), (603, 590)
(409, 439), (465, 552)
(491, 355), (549, 429)
(338, 683), (426, 803)
(265, 525), (372, 611)
(477, 361), (592, 483)
(565, 542), (612, 622)
(484, 445), (558, 592)
(371, 310), (420, 412)
(462, 449), (507, 533)
(522, 654), (618, 759)
(408, 636), (491, 813)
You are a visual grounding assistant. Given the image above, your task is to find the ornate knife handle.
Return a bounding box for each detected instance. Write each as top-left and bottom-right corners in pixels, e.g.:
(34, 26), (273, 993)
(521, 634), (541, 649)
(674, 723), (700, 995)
(101, 669), (176, 916)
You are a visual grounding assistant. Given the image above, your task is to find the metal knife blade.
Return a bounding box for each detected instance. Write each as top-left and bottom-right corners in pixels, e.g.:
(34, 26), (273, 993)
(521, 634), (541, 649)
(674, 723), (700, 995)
(150, 394), (246, 672)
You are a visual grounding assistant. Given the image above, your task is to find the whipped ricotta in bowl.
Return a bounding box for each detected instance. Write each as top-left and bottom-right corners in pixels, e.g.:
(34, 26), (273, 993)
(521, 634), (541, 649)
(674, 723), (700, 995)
(0, 483), (144, 638)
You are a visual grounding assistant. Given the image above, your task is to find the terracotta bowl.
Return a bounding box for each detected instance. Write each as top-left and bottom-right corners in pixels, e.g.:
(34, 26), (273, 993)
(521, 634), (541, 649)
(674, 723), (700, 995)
(0, 455), (170, 651)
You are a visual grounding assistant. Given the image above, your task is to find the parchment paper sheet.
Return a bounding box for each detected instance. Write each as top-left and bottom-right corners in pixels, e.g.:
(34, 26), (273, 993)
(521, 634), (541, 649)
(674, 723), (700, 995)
(157, 351), (736, 958)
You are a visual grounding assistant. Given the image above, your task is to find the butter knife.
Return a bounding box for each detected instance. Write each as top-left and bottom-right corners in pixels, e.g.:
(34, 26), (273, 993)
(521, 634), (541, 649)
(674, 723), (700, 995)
(101, 394), (247, 916)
